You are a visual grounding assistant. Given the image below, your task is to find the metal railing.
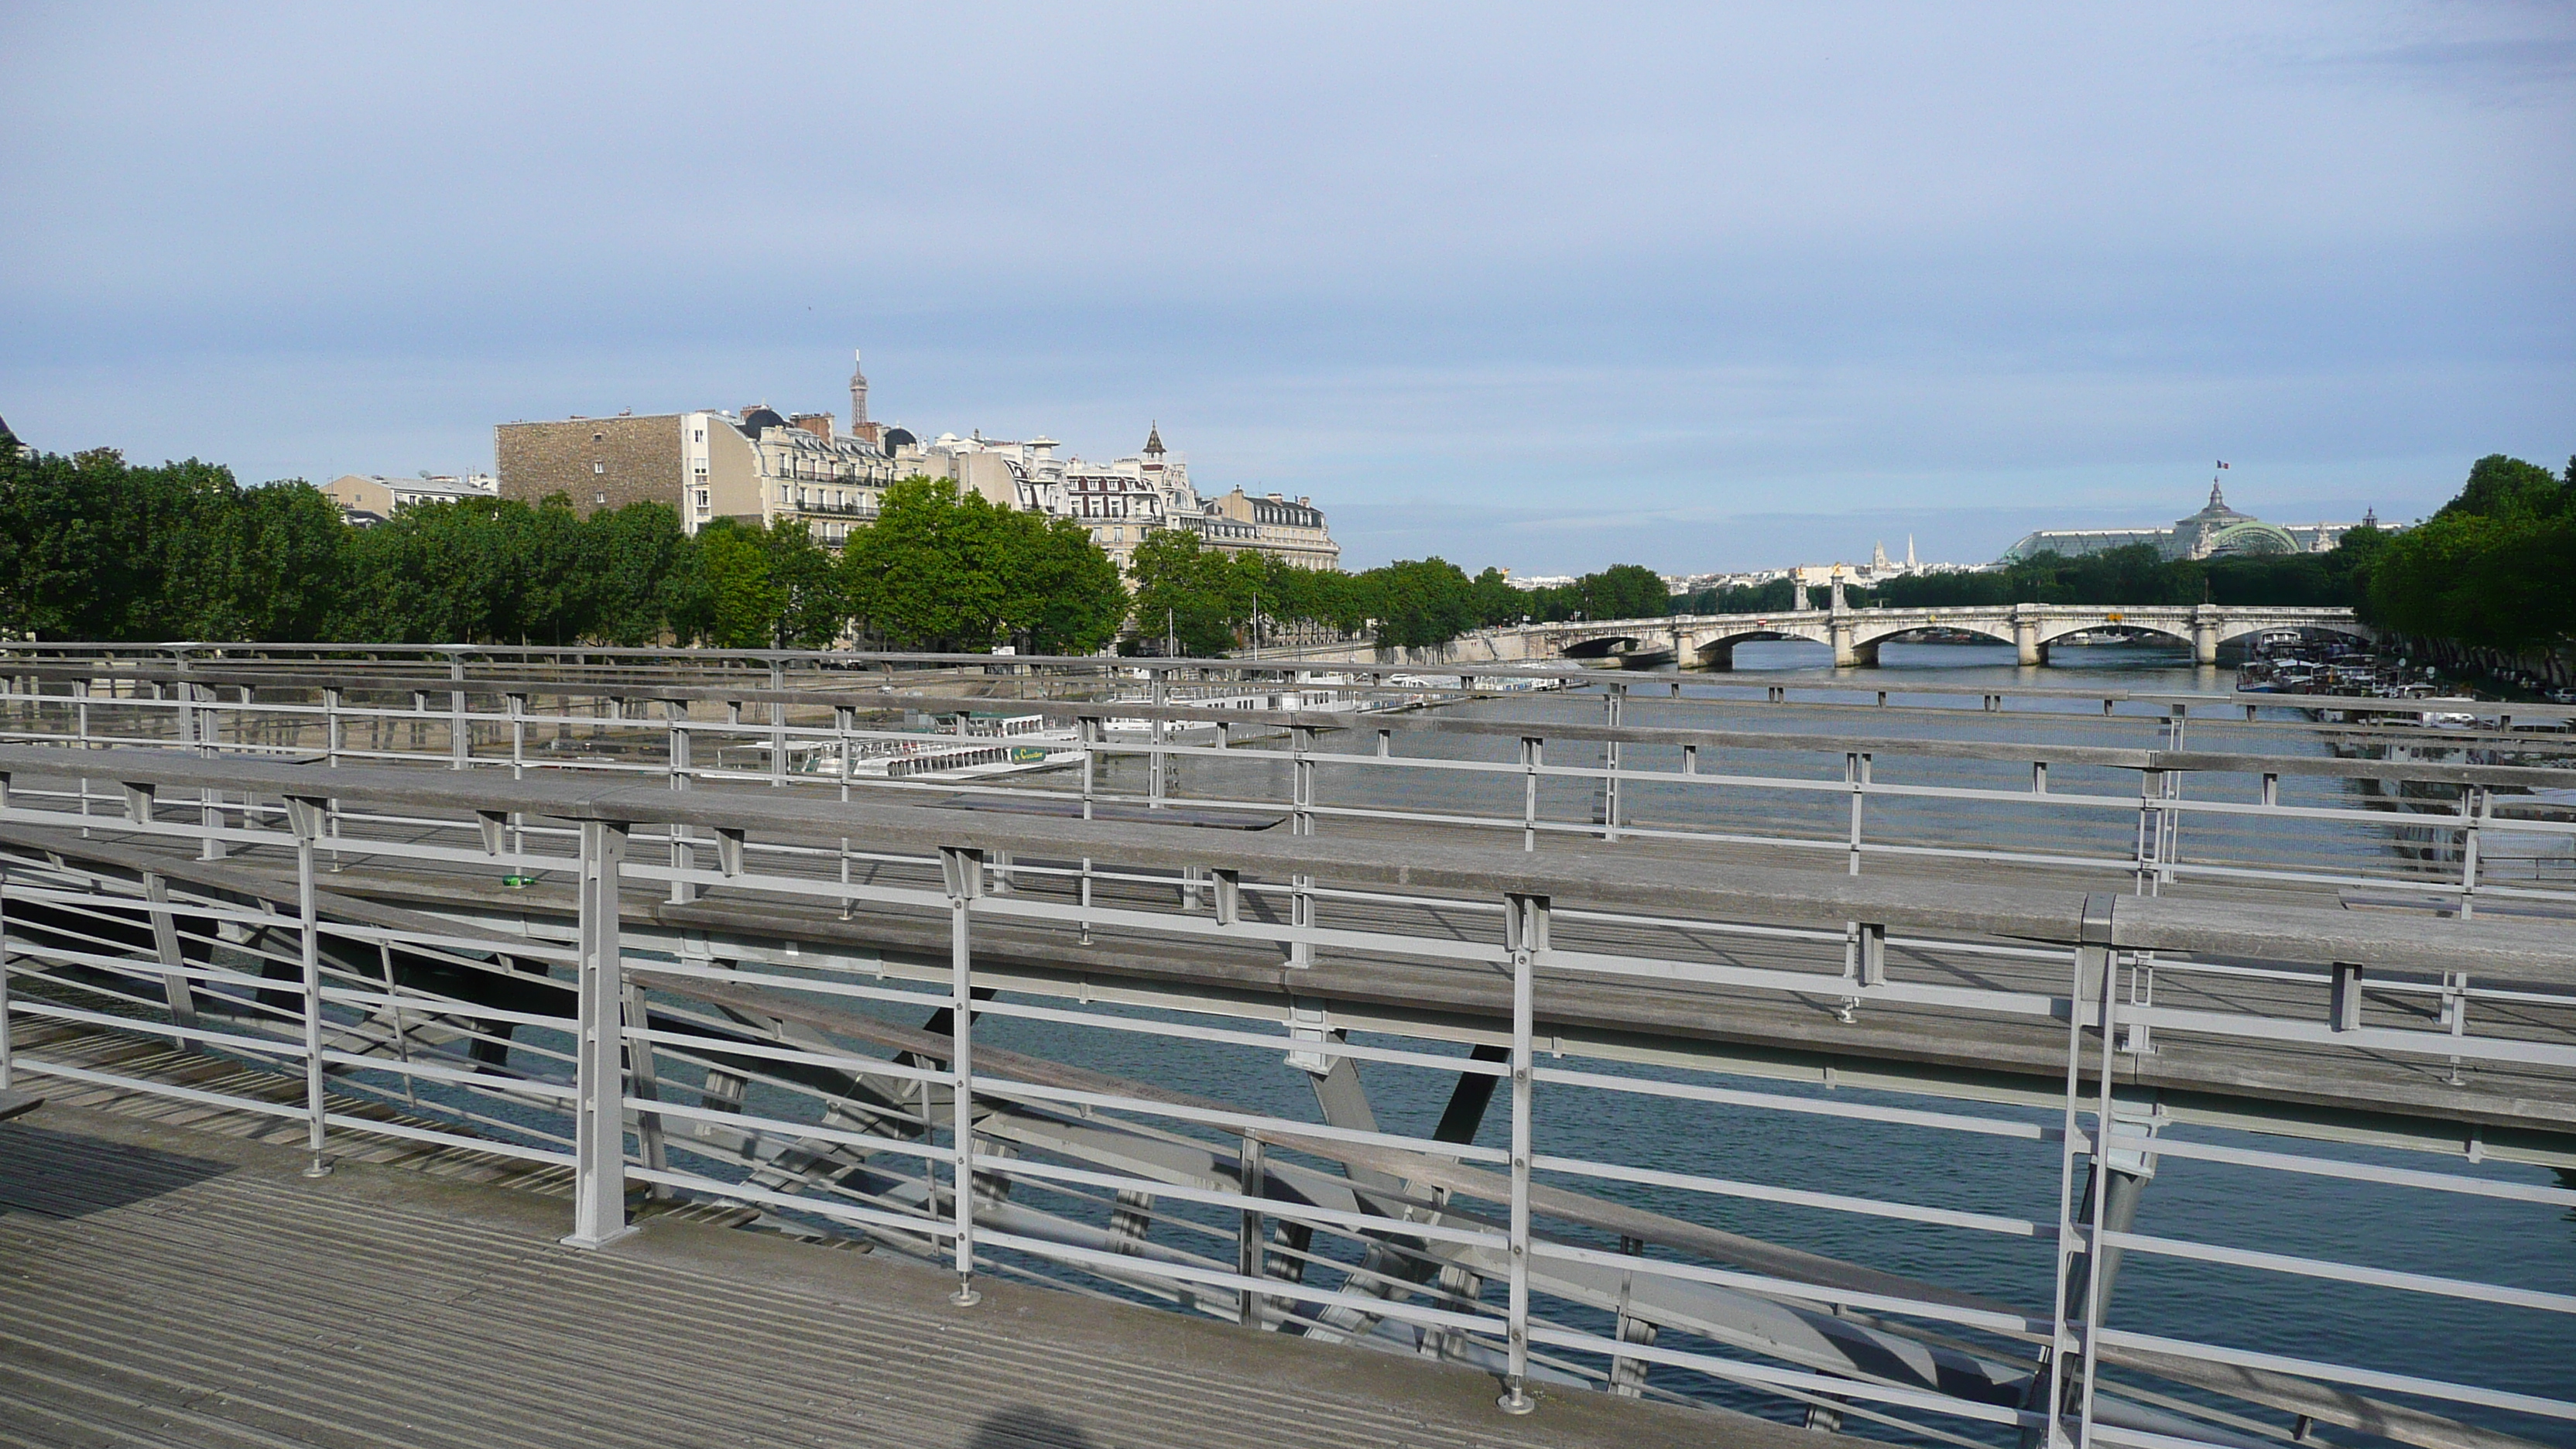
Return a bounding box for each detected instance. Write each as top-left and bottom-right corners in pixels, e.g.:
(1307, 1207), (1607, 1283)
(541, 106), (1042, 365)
(1, 652), (2569, 920)
(0, 742), (2571, 1447)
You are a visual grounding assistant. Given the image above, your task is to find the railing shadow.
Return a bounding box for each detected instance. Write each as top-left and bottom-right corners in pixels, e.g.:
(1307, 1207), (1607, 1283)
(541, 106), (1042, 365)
(0, 1123), (234, 1219)
(967, 1406), (1103, 1448)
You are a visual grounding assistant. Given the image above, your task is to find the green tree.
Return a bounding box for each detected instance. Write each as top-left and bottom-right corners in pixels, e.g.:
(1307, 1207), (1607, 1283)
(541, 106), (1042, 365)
(844, 476), (1005, 650)
(1580, 564), (1670, 621)
(1470, 567), (1524, 628)
(693, 520), (788, 650)
(1127, 529), (1245, 656)
(204, 481), (348, 641)
(1366, 557), (1479, 649)
(842, 475), (1120, 653)
(0, 445), (246, 639)
(584, 502), (697, 646)
(1005, 514), (1128, 655)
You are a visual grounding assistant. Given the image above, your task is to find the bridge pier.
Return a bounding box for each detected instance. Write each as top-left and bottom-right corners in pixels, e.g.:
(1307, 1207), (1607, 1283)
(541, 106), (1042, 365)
(1830, 625), (1878, 669)
(2014, 618), (2042, 667)
(2191, 611), (2220, 666)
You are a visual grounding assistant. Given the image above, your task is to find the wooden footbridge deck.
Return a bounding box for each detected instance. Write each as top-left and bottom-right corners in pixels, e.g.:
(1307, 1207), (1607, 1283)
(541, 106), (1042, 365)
(2, 1105), (1757, 1449)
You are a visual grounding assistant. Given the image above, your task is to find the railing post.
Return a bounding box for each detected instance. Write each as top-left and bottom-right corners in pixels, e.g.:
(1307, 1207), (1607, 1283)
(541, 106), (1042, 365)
(2074, 905), (2122, 1449)
(768, 658), (786, 787)
(1498, 891), (1546, 1415)
(1519, 736), (1543, 852)
(1601, 686), (1623, 841)
(1077, 713), (1101, 944)
(835, 704), (857, 918)
(447, 650), (469, 769)
(2036, 892), (2117, 1449)
(2458, 785), (2485, 920)
(564, 818), (635, 1249)
(1846, 750), (1869, 876)
(940, 845), (985, 1306)
(284, 795), (331, 1178)
(1289, 724), (1315, 968)
(667, 701), (696, 906)
(1238, 1132), (1266, 1328)
(1149, 670), (1169, 810)
(0, 858), (13, 1091)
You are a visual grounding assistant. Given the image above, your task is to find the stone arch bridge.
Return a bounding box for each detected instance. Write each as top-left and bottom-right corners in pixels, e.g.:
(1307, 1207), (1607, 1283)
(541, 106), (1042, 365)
(1512, 604), (2372, 669)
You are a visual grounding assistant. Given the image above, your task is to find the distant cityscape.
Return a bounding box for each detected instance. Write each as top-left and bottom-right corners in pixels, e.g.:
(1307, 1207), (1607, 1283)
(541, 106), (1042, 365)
(322, 362), (2382, 599)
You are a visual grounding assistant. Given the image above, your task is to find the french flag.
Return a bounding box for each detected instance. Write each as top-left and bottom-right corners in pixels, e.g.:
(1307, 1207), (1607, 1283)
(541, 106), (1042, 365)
(2216, 461), (2229, 469)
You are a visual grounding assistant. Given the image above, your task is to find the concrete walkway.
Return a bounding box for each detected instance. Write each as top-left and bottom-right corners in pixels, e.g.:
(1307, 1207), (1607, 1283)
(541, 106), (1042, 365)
(0, 1104), (1806, 1449)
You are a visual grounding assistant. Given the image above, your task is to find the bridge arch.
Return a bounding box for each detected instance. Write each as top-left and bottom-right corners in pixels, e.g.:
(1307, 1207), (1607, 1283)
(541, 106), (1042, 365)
(2027, 619), (2197, 654)
(1845, 619), (2017, 651)
(2210, 618), (2377, 650)
(1685, 625), (1834, 670)
(1560, 634), (1646, 659)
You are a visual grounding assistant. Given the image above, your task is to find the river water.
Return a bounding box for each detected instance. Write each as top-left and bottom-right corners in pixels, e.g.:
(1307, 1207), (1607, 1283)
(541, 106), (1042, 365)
(965, 637), (2576, 1444)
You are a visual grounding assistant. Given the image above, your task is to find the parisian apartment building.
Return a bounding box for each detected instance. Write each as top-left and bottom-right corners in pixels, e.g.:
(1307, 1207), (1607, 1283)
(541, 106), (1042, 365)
(492, 350), (1341, 570)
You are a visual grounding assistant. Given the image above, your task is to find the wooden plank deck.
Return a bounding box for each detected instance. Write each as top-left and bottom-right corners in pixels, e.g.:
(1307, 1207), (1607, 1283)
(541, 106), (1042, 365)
(0, 1103), (1804, 1449)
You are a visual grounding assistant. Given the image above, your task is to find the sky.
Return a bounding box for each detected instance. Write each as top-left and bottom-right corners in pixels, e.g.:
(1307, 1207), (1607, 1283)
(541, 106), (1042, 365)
(3, 2), (2571, 573)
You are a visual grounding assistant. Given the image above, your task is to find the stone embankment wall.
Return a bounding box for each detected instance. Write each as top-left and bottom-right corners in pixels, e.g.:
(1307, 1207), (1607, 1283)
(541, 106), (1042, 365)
(1235, 631), (1534, 668)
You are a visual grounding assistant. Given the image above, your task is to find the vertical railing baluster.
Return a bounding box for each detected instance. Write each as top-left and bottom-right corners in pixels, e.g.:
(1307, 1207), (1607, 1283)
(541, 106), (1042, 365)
(1238, 1132), (1266, 1328)
(1601, 685), (1623, 841)
(1519, 735), (1541, 852)
(769, 658), (786, 788)
(448, 650), (469, 770)
(2458, 785), (2485, 920)
(1077, 714), (1100, 944)
(0, 859), (14, 1091)
(1498, 891), (1545, 1415)
(1290, 724), (1314, 968)
(1846, 750), (1869, 876)
(2036, 893), (2116, 1449)
(941, 845), (985, 1306)
(2075, 905), (2122, 1449)
(668, 701), (695, 906)
(836, 704), (857, 919)
(564, 817), (635, 1249)
(285, 796), (329, 1178)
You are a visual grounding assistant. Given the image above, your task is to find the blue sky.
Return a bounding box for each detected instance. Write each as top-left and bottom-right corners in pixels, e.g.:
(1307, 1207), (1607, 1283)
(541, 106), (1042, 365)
(3, 2), (2569, 571)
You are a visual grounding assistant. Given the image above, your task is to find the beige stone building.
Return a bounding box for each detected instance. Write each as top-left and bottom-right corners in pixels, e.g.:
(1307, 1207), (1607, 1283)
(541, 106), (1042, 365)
(1201, 487), (1339, 570)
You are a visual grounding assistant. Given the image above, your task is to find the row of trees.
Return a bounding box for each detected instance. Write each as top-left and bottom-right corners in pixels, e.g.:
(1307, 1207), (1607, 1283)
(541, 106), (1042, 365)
(0, 444), (1128, 652)
(1122, 535), (1673, 654)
